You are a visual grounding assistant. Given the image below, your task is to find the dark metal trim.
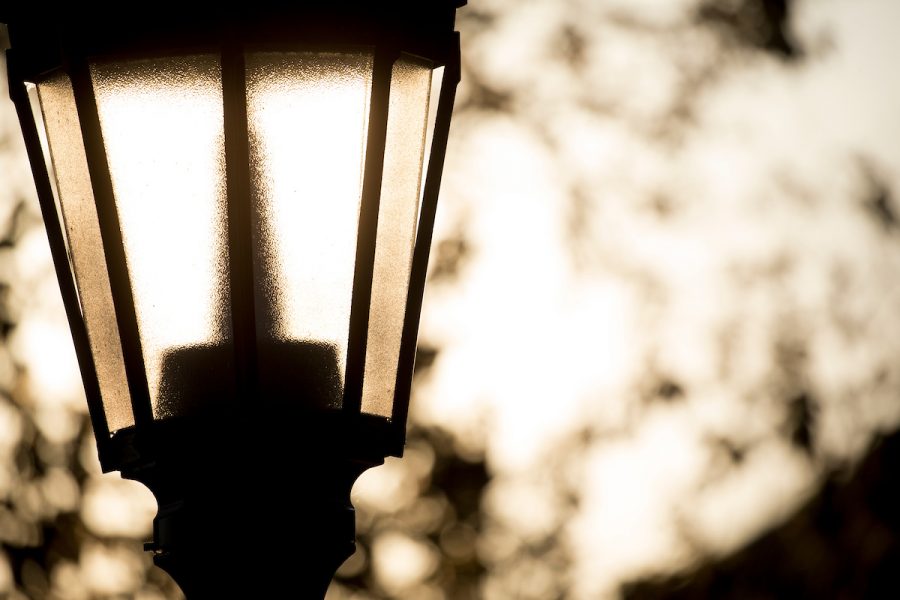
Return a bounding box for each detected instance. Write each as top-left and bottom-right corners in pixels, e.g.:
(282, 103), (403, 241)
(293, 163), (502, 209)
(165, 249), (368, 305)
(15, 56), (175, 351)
(5, 51), (113, 461)
(222, 40), (257, 403)
(113, 409), (396, 475)
(236, 34), (456, 68)
(390, 34), (461, 454)
(67, 56), (155, 427)
(3, 3), (463, 56)
(343, 48), (398, 413)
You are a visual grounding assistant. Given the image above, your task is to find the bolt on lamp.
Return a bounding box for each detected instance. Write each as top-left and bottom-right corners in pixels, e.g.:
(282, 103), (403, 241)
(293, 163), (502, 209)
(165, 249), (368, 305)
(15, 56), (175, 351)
(2, 2), (462, 596)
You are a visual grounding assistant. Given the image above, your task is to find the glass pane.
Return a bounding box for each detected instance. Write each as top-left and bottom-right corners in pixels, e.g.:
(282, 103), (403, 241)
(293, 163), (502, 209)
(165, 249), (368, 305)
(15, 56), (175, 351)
(418, 66), (445, 237)
(34, 73), (134, 432)
(247, 51), (373, 407)
(91, 55), (232, 419)
(362, 55), (433, 417)
(26, 84), (79, 311)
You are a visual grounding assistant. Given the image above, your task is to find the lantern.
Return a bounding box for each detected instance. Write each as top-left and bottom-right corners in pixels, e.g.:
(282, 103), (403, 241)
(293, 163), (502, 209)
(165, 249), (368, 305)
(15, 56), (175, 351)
(2, 2), (462, 596)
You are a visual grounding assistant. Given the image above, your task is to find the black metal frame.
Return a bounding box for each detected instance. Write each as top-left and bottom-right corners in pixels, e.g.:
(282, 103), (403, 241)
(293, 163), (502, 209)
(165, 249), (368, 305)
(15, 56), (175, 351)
(6, 56), (114, 456)
(222, 39), (257, 406)
(392, 51), (460, 451)
(68, 55), (157, 429)
(3, 1), (461, 465)
(4, 3), (463, 596)
(343, 47), (397, 413)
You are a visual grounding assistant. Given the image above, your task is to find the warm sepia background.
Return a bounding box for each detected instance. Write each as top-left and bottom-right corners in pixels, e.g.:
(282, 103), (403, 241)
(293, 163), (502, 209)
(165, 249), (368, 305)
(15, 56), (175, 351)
(2, 1), (900, 598)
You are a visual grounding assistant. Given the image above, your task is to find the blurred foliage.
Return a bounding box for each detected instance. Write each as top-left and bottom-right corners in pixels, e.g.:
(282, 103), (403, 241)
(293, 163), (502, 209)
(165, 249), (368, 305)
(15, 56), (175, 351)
(623, 429), (900, 599)
(696, 0), (801, 59)
(2, 1), (900, 598)
(0, 85), (179, 600)
(334, 422), (489, 599)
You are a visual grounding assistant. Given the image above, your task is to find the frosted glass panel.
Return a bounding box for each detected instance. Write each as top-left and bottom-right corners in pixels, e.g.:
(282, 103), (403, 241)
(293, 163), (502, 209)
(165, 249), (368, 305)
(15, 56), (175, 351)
(361, 56), (433, 417)
(247, 51), (373, 407)
(34, 73), (134, 432)
(91, 55), (232, 419)
(418, 67), (445, 235)
(26, 84), (79, 312)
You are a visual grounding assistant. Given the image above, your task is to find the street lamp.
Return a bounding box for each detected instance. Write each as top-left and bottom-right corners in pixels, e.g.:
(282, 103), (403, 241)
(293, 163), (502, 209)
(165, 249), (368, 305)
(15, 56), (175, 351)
(2, 2), (462, 596)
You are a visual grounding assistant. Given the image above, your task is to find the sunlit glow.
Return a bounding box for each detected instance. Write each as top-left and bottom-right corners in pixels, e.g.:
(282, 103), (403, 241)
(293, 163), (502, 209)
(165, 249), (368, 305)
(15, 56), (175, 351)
(371, 531), (439, 593)
(362, 55), (433, 417)
(50, 562), (88, 600)
(12, 311), (82, 411)
(79, 542), (144, 596)
(684, 440), (816, 553)
(81, 476), (156, 538)
(248, 51), (372, 394)
(91, 55), (230, 417)
(34, 73), (134, 430)
(3, 1), (900, 598)
(39, 467), (79, 513)
(418, 67), (444, 223)
(0, 554), (11, 594)
(353, 442), (435, 513)
(352, 457), (419, 513)
(25, 84), (65, 249)
(423, 2), (900, 597)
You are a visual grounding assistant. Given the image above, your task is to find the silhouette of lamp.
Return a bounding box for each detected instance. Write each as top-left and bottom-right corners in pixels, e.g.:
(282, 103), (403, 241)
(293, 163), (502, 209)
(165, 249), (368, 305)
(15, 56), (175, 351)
(2, 3), (462, 597)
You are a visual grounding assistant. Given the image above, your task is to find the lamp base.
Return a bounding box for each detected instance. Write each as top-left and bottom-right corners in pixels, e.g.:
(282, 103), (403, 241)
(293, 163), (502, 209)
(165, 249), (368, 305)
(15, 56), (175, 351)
(141, 457), (375, 598)
(149, 481), (359, 597)
(118, 412), (387, 598)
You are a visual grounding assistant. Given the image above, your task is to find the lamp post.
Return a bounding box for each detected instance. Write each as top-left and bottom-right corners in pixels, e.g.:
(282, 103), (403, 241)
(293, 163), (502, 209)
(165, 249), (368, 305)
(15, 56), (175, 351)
(2, 2), (462, 596)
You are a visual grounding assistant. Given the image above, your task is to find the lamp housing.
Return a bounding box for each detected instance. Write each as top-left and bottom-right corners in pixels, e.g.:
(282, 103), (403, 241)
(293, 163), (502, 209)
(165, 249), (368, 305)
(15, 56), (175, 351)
(3, 2), (462, 596)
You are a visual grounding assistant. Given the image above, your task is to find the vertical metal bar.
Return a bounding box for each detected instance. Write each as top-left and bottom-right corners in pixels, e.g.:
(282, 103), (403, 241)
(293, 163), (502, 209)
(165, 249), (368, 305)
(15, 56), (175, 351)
(222, 40), (257, 403)
(390, 37), (461, 453)
(67, 57), (154, 427)
(6, 52), (113, 458)
(343, 49), (398, 413)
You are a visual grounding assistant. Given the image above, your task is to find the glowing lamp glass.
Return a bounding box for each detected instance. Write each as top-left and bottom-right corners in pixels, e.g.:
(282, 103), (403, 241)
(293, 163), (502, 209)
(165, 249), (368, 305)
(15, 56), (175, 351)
(21, 47), (446, 446)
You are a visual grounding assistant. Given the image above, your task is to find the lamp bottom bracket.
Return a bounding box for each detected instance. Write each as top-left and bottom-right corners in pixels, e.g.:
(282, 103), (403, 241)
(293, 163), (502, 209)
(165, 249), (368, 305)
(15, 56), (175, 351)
(118, 417), (382, 598)
(148, 491), (359, 597)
